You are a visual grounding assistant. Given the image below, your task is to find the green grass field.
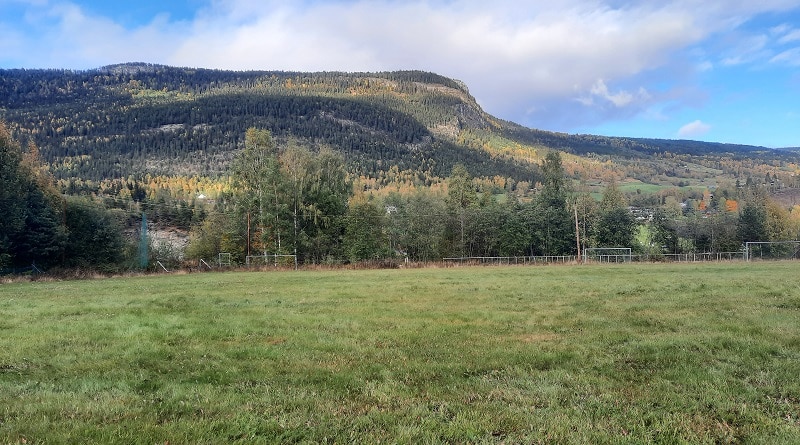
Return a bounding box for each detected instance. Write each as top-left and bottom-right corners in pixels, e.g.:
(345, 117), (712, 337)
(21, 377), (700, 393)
(1, 263), (799, 443)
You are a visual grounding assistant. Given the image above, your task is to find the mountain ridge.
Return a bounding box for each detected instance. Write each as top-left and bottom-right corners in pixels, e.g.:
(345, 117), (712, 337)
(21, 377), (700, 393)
(1, 62), (798, 193)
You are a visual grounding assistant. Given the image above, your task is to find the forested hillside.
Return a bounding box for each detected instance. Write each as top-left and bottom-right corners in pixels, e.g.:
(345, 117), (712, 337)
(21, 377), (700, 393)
(3, 62), (799, 193)
(0, 64), (538, 187)
(3, 63), (800, 272)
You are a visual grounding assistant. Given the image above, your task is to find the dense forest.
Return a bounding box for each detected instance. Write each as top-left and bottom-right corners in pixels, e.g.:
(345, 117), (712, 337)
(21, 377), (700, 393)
(3, 63), (800, 190)
(0, 64), (537, 185)
(3, 63), (800, 272)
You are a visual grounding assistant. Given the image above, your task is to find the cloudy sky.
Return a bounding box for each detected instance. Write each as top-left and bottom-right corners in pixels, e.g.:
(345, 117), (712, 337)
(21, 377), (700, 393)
(2, 0), (800, 147)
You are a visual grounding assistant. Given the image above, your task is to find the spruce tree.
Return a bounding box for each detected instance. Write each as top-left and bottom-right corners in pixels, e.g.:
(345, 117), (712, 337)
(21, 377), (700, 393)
(531, 151), (575, 256)
(595, 181), (637, 248)
(0, 124), (65, 269)
(0, 123), (26, 268)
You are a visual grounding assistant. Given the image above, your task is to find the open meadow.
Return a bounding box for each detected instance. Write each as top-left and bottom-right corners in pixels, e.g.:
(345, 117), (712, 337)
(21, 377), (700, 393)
(1, 262), (799, 443)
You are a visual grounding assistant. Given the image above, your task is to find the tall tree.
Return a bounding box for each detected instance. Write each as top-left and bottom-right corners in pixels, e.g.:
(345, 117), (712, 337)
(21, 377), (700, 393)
(467, 197), (504, 257)
(574, 180), (597, 254)
(446, 164), (476, 256)
(0, 123), (26, 268)
(230, 128), (287, 256)
(496, 195), (532, 256)
(649, 208), (680, 254)
(765, 199), (793, 241)
(531, 151), (575, 256)
(594, 181), (637, 248)
(343, 195), (387, 262)
(401, 189), (447, 262)
(300, 147), (350, 264)
(0, 125), (65, 269)
(281, 141), (314, 267)
(62, 198), (127, 271)
(738, 201), (768, 244)
(708, 210), (741, 253)
(230, 131), (351, 264)
(9, 181), (65, 268)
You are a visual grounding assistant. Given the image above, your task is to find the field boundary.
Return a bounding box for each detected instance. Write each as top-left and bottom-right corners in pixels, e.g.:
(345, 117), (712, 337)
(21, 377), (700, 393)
(444, 252), (747, 265)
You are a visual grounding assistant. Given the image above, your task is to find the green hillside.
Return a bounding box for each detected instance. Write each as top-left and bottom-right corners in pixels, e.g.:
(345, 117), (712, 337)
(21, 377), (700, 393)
(2, 62), (799, 192)
(4, 63), (800, 271)
(0, 64), (536, 186)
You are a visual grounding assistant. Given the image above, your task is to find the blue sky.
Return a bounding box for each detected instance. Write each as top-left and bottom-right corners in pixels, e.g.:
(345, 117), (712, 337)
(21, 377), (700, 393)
(2, 0), (800, 148)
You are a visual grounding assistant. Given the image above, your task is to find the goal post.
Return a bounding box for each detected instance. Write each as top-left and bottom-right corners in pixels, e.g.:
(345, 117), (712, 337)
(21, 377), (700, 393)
(218, 252), (232, 267)
(745, 241), (800, 261)
(583, 247), (633, 263)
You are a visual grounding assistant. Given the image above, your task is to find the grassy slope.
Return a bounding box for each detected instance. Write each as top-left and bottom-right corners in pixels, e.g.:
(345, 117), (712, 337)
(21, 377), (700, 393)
(1, 263), (799, 443)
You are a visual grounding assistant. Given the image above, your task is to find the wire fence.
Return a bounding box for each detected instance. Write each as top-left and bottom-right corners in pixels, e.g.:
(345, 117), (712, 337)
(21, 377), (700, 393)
(4, 249), (792, 277)
(0, 263), (45, 276)
(745, 241), (800, 261)
(245, 254), (298, 269)
(634, 252), (745, 263)
(444, 256), (578, 265)
(443, 252), (747, 266)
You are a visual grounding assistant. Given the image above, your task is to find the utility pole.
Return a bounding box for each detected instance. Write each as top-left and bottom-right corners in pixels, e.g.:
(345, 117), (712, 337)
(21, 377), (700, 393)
(574, 205), (581, 263)
(246, 212), (251, 257)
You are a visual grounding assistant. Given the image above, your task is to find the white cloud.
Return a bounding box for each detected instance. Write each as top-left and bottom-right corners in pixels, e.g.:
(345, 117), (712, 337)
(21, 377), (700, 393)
(579, 79), (652, 109)
(678, 120), (712, 138)
(720, 34), (770, 66)
(770, 47), (800, 65)
(696, 61), (714, 72)
(1, 1), (189, 68)
(778, 29), (800, 43)
(771, 24), (793, 36)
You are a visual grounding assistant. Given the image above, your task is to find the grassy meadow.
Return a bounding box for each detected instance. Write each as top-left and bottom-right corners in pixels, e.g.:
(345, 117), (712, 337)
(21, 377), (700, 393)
(1, 262), (799, 443)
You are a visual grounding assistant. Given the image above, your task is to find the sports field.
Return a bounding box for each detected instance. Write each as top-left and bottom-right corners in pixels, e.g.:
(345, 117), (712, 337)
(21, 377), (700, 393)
(1, 263), (799, 443)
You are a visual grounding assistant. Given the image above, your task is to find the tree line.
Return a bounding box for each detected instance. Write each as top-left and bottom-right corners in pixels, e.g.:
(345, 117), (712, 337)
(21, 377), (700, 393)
(185, 140), (800, 265)
(3, 122), (799, 273)
(1, 123), (128, 272)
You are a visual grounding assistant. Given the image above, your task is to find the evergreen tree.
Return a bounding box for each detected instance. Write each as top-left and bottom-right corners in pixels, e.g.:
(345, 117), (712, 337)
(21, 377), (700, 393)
(594, 181), (637, 248)
(649, 208), (680, 254)
(0, 123), (26, 268)
(63, 198), (127, 270)
(8, 182), (65, 268)
(298, 147), (351, 264)
(496, 195), (532, 256)
(0, 124), (65, 269)
(446, 164), (476, 256)
(595, 207), (637, 248)
(343, 196), (387, 262)
(531, 151), (575, 255)
(738, 201), (767, 243)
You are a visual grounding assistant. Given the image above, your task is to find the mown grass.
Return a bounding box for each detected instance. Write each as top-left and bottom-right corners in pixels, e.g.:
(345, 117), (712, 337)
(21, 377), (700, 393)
(1, 263), (799, 443)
